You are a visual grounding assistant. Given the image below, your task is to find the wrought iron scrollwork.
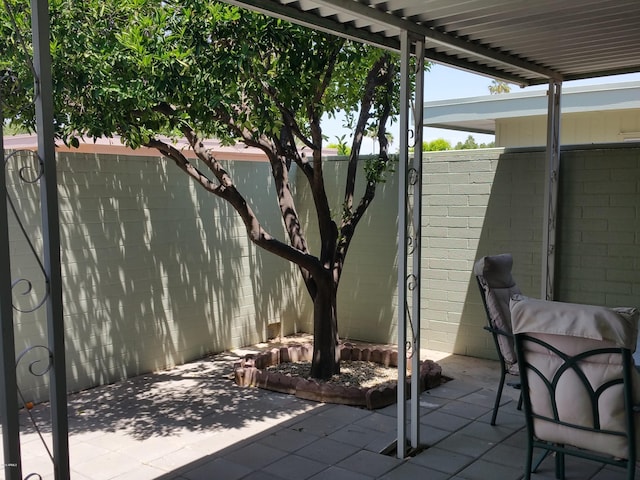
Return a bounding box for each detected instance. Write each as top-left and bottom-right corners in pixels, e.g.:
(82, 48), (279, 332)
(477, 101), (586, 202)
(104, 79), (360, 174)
(4, 151), (54, 477)
(404, 150), (421, 362)
(407, 166), (419, 187)
(405, 274), (419, 359)
(15, 345), (53, 378)
(5, 149), (50, 314)
(15, 345), (55, 465)
(406, 234), (414, 256)
(405, 167), (419, 256)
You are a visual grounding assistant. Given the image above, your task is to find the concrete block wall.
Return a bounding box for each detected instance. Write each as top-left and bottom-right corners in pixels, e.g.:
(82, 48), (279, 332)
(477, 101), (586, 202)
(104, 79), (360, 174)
(419, 145), (640, 359)
(7, 150), (302, 402)
(421, 148), (544, 358)
(555, 146), (640, 307)
(6, 144), (640, 400)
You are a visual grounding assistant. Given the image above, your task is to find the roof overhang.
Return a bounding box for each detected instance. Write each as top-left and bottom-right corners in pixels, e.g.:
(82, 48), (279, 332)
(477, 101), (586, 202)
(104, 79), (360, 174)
(424, 81), (640, 135)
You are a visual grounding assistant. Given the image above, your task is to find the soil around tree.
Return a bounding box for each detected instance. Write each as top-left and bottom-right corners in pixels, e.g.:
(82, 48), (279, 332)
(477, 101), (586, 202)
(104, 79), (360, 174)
(233, 337), (443, 409)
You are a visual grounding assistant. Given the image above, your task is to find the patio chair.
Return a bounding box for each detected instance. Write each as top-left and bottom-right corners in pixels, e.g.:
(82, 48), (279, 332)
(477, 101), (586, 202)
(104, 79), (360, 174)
(473, 253), (522, 425)
(511, 295), (640, 480)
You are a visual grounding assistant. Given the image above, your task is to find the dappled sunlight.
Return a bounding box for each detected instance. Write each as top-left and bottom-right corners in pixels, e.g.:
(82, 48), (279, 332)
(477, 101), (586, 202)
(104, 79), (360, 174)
(21, 352), (319, 442)
(292, 159), (399, 344)
(7, 150), (304, 404)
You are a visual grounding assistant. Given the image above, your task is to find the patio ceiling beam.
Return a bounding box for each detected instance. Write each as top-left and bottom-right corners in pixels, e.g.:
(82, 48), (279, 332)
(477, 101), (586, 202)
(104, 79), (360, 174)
(230, 0), (543, 81)
(221, 0), (400, 50)
(296, 0), (561, 83)
(272, 0), (562, 85)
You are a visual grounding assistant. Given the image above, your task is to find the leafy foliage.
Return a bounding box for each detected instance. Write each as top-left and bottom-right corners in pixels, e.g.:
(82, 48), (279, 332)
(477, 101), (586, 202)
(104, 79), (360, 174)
(328, 135), (351, 156)
(422, 138), (452, 151)
(1, 0), (429, 378)
(454, 135), (495, 149)
(488, 79), (511, 94)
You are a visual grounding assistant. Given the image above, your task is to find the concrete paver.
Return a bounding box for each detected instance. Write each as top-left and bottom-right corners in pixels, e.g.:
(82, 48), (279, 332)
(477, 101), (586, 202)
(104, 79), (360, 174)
(2, 349), (634, 479)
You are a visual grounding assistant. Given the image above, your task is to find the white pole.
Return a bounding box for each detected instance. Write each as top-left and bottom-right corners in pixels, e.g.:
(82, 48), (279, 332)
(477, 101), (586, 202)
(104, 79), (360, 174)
(396, 28), (410, 459)
(541, 80), (562, 300)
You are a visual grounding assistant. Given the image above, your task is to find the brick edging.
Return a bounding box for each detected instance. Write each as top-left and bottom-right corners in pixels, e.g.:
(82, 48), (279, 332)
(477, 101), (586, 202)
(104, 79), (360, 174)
(234, 343), (442, 409)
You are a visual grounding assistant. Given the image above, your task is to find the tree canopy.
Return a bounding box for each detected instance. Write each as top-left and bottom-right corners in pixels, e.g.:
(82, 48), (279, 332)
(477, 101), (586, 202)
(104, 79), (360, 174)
(3, 1), (391, 146)
(454, 135), (495, 150)
(1, 0), (428, 378)
(488, 79), (511, 95)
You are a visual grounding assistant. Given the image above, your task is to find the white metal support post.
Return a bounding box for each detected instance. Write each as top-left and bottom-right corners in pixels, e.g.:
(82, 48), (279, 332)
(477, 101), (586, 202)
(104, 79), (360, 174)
(397, 29), (424, 458)
(410, 35), (425, 450)
(541, 80), (562, 300)
(32, 0), (70, 477)
(0, 91), (22, 480)
(396, 28), (410, 459)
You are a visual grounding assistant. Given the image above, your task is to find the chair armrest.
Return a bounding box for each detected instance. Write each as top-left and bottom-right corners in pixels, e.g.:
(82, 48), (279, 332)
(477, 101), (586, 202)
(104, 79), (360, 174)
(483, 325), (513, 338)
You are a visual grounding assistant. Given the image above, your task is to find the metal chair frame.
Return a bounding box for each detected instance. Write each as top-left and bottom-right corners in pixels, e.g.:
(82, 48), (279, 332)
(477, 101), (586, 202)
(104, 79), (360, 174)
(515, 333), (637, 480)
(475, 276), (522, 425)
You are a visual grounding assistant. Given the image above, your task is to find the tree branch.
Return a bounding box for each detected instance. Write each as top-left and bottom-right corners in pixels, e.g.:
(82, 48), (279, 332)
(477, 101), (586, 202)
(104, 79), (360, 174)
(336, 55), (396, 280)
(344, 54), (394, 211)
(144, 132), (321, 276)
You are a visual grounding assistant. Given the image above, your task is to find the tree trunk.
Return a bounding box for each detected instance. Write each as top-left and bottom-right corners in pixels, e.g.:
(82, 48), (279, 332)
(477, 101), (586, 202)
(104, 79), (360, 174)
(310, 273), (340, 379)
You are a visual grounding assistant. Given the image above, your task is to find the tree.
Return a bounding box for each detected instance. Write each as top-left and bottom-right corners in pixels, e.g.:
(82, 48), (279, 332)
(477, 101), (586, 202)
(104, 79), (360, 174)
(327, 135), (352, 156)
(488, 79), (511, 94)
(455, 135), (479, 150)
(454, 135), (495, 150)
(422, 138), (451, 151)
(1, 0), (427, 379)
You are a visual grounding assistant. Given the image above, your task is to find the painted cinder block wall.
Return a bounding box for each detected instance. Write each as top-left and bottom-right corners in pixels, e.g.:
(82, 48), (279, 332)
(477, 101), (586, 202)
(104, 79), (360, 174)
(8, 150), (304, 401)
(555, 146), (640, 307)
(420, 145), (640, 359)
(6, 144), (640, 401)
(421, 148), (545, 359)
(297, 145), (640, 360)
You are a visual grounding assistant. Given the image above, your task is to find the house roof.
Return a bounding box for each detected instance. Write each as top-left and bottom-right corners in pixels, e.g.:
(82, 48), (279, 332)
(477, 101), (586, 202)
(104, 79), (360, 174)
(3, 135), (338, 160)
(422, 81), (640, 135)
(222, 0), (640, 87)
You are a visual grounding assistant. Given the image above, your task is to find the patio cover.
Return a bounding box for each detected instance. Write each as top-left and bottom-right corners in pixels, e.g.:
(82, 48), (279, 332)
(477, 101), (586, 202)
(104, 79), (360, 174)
(220, 0), (640, 459)
(222, 0), (640, 86)
(4, 2), (640, 477)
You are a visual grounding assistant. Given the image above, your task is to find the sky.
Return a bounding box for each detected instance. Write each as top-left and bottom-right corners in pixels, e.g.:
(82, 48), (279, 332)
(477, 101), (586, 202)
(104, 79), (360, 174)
(322, 63), (640, 153)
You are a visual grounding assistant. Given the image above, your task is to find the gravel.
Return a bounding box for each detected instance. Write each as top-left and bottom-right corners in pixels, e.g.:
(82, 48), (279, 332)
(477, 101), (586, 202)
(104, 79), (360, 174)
(265, 360), (399, 388)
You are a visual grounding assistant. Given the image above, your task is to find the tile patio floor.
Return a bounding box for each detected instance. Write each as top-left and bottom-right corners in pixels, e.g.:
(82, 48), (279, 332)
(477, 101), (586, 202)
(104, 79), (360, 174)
(4, 347), (640, 480)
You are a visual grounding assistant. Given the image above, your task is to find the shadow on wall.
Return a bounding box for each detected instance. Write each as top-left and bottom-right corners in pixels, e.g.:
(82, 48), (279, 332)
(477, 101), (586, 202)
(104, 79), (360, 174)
(232, 161), (303, 339)
(293, 158), (399, 345)
(454, 149), (545, 359)
(453, 144), (640, 360)
(7, 150), (300, 402)
(555, 147), (640, 308)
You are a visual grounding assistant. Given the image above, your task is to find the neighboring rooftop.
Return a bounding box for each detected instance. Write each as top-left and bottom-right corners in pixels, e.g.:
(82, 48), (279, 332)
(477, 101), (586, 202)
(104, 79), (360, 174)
(422, 81), (640, 136)
(422, 81), (640, 147)
(3, 134), (338, 160)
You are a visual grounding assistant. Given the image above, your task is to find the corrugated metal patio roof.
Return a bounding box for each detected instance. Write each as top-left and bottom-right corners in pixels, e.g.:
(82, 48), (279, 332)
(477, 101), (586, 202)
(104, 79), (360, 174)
(223, 0), (640, 86)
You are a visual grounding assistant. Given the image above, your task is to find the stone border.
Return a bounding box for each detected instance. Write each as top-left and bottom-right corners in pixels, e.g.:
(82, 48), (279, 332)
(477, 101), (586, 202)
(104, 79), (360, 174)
(234, 343), (442, 409)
